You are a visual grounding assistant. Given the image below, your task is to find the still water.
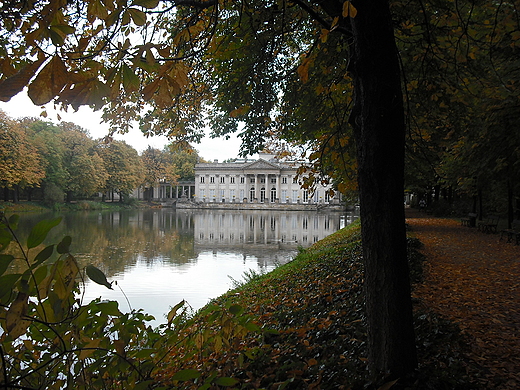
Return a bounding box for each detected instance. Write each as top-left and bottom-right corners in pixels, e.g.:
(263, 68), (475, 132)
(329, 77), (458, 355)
(12, 208), (357, 325)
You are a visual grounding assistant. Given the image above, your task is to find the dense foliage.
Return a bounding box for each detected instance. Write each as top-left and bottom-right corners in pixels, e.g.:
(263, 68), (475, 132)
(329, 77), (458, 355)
(1, 0), (517, 211)
(0, 114), (201, 203)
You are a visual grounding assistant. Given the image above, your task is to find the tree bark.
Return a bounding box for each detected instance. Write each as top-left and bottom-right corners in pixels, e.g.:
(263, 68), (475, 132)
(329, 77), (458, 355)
(349, 0), (417, 378)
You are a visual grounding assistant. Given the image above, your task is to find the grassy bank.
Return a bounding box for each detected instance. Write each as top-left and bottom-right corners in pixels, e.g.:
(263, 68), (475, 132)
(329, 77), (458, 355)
(154, 222), (476, 389)
(0, 199), (144, 213)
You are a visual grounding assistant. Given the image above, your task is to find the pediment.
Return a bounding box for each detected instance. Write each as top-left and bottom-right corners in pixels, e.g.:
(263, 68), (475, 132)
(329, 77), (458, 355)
(243, 159), (281, 171)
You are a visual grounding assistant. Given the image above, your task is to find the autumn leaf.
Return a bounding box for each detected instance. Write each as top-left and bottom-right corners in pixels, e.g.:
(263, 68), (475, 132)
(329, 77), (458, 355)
(6, 292), (30, 339)
(0, 56), (45, 102)
(342, 1), (358, 18)
(28, 56), (69, 105)
(297, 55), (313, 83)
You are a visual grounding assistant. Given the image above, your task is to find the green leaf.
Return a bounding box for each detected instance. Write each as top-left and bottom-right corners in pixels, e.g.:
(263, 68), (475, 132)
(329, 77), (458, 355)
(0, 227), (12, 251)
(0, 254), (14, 276)
(57, 236), (72, 254)
(213, 377), (239, 387)
(0, 274), (21, 298)
(132, 381), (155, 390)
(97, 300), (121, 316)
(228, 303), (243, 315)
(134, 348), (155, 358)
(86, 265), (112, 289)
(8, 214), (19, 230)
(27, 217), (62, 249)
(132, 0), (159, 9)
(33, 245), (54, 267)
(121, 63), (140, 93)
(171, 369), (201, 381)
(244, 321), (261, 332)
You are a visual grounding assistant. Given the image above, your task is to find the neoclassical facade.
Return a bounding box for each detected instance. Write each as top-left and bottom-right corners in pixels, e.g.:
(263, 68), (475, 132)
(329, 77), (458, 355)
(194, 153), (340, 205)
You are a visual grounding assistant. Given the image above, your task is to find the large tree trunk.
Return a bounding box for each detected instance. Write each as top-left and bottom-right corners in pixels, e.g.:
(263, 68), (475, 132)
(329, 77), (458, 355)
(349, 0), (417, 378)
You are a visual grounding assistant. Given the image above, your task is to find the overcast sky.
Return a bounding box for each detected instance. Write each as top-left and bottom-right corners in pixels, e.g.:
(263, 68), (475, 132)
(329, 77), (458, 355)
(0, 92), (246, 162)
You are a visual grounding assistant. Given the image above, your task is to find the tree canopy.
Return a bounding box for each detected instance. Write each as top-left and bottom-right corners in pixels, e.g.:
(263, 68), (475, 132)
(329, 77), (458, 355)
(1, 0), (519, 380)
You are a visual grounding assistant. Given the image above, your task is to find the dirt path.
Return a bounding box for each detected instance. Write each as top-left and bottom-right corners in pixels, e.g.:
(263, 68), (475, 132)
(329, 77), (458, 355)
(406, 209), (520, 389)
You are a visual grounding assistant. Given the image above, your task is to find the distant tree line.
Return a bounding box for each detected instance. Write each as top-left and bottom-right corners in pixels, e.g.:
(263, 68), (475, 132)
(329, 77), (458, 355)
(0, 111), (201, 204)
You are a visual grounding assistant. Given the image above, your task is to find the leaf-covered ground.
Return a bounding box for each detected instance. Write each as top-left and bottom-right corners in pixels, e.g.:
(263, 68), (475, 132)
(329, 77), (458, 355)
(155, 214), (492, 389)
(407, 208), (520, 390)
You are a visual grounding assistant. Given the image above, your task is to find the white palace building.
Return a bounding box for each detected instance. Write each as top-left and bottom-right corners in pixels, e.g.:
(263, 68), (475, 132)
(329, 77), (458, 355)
(191, 153), (342, 208)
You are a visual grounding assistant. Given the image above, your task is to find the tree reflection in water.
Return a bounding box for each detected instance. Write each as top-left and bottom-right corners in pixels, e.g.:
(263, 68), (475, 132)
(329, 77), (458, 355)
(11, 208), (357, 325)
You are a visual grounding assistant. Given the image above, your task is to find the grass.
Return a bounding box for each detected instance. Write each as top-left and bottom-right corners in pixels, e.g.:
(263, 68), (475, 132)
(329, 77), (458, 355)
(155, 222), (477, 389)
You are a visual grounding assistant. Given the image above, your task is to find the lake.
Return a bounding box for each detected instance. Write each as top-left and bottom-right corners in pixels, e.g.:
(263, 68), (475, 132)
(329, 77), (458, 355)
(10, 208), (358, 325)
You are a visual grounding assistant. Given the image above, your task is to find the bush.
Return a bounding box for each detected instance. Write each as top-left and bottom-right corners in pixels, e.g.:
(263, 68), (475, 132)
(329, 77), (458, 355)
(43, 182), (64, 206)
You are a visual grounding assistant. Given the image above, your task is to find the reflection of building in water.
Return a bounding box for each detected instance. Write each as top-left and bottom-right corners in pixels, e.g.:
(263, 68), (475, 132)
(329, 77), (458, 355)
(194, 153), (342, 205)
(194, 210), (349, 251)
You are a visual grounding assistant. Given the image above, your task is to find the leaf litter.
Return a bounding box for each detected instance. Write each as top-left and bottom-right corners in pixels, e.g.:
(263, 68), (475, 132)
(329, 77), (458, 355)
(407, 208), (520, 390)
(155, 212), (514, 389)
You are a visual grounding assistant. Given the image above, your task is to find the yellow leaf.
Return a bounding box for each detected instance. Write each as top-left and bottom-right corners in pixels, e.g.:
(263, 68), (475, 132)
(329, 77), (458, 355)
(320, 28), (329, 43)
(297, 55), (313, 83)
(114, 339), (126, 356)
(331, 16), (340, 30)
(142, 78), (161, 101)
(171, 62), (189, 91)
(342, 1), (358, 18)
(6, 292), (30, 339)
(28, 56), (68, 105)
(79, 339), (102, 360)
(377, 379), (399, 390)
(229, 105), (250, 118)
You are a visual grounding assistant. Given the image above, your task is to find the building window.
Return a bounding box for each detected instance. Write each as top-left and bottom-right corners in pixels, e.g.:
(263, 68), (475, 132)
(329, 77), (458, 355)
(220, 176), (225, 184)
(325, 191), (331, 203)
(303, 189), (309, 203)
(282, 177), (287, 184)
(200, 189), (205, 199)
(210, 189), (216, 199)
(270, 187), (276, 203)
(249, 187), (255, 202)
(260, 177), (266, 183)
(240, 189), (245, 200)
(200, 176), (205, 183)
(210, 176), (215, 184)
(292, 176), (298, 184)
(292, 190), (298, 203)
(240, 176), (245, 184)
(281, 189), (287, 202)
(250, 177), (255, 183)
(220, 189), (225, 199)
(230, 189), (235, 199)
(230, 176), (235, 184)
(270, 177), (276, 184)
(260, 187), (266, 203)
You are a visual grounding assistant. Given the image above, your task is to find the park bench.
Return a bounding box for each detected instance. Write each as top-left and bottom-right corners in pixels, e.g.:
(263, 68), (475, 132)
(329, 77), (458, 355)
(500, 219), (520, 244)
(460, 213), (478, 227)
(477, 215), (500, 233)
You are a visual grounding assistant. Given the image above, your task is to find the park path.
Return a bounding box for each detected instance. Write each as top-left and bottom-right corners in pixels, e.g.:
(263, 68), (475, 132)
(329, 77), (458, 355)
(406, 209), (520, 389)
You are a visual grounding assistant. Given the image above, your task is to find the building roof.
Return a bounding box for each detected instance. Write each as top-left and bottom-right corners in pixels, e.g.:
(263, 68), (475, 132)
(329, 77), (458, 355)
(195, 157), (300, 173)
